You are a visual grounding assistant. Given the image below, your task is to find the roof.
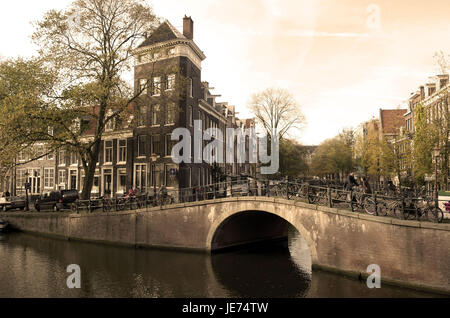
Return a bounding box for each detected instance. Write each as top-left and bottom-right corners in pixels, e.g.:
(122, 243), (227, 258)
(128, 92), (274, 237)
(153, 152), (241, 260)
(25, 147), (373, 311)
(379, 109), (407, 135)
(138, 20), (186, 48)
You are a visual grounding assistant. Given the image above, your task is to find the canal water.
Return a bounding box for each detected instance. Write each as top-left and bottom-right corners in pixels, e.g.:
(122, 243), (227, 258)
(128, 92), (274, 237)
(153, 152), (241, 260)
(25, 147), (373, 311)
(0, 229), (443, 298)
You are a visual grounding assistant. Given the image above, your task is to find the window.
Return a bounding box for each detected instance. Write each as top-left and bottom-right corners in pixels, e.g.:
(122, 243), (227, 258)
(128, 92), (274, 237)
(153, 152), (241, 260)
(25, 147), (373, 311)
(117, 168), (127, 194)
(104, 140), (113, 163)
(59, 150), (66, 166)
(70, 152), (78, 166)
(165, 103), (176, 125)
(187, 106), (193, 126)
(138, 135), (147, 157)
(153, 77), (161, 96)
(166, 74), (176, 90)
(44, 168), (54, 188)
(18, 151), (26, 162)
(36, 145), (45, 160)
(151, 104), (160, 126)
(139, 79), (148, 94)
(105, 111), (115, 132)
(188, 78), (193, 97)
(138, 106), (147, 127)
(165, 134), (177, 157)
(17, 169), (26, 188)
(118, 140), (127, 163)
(59, 170), (67, 186)
(134, 164), (147, 192)
(47, 150), (54, 161)
(103, 169), (113, 195)
(151, 164), (163, 188)
(165, 166), (177, 188)
(151, 135), (160, 156)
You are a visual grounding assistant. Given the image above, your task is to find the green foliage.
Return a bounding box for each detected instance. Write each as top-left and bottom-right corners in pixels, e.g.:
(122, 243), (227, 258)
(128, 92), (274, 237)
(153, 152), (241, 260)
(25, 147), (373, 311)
(413, 103), (435, 184)
(311, 132), (354, 178)
(278, 139), (309, 178)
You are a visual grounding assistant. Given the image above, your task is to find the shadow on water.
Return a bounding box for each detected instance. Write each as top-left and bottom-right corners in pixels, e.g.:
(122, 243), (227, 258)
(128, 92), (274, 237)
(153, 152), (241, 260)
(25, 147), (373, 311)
(211, 238), (312, 298)
(0, 231), (446, 298)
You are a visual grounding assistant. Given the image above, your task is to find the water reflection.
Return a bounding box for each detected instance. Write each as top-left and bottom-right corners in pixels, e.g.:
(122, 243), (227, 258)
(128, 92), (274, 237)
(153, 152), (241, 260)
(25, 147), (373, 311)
(0, 232), (445, 298)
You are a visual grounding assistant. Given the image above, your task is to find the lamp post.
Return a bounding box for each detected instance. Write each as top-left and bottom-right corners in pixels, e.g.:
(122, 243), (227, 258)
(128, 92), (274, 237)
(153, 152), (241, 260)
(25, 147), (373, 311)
(150, 153), (159, 195)
(433, 146), (440, 208)
(24, 171), (29, 211)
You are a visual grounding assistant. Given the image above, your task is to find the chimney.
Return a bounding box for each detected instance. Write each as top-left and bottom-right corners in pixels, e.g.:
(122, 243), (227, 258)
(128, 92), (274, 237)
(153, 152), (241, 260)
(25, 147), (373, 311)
(183, 15), (194, 40)
(420, 86), (425, 100)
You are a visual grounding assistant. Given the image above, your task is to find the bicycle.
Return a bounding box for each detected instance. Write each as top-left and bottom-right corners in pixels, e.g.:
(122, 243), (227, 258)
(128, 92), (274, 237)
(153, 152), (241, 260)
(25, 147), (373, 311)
(413, 197), (444, 223)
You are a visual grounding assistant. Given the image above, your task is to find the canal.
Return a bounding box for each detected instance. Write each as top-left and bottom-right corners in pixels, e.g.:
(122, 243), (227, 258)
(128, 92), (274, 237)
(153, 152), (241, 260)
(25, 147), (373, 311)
(0, 228), (443, 298)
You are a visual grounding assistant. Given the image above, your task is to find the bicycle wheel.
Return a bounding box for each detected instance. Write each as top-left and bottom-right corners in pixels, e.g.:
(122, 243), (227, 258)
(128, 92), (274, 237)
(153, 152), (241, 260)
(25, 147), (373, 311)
(363, 197), (377, 215)
(376, 201), (388, 216)
(426, 207), (444, 223)
(393, 204), (407, 220)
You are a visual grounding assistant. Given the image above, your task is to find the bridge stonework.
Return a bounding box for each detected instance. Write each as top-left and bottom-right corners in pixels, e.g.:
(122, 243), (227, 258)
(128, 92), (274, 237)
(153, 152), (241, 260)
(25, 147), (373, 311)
(2, 197), (450, 294)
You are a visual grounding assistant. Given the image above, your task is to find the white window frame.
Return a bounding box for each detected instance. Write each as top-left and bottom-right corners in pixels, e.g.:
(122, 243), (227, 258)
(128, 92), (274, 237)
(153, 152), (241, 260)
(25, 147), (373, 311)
(139, 79), (148, 95)
(44, 168), (55, 189)
(117, 168), (127, 195)
(59, 150), (66, 166)
(166, 74), (176, 91)
(104, 140), (113, 164)
(133, 164), (148, 192)
(153, 77), (161, 96)
(102, 168), (114, 196)
(117, 139), (127, 164)
(58, 169), (67, 187)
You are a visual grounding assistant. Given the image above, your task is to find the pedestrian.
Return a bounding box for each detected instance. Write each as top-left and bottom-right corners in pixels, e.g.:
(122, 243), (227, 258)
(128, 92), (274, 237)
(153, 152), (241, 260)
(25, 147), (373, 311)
(347, 172), (359, 191)
(361, 177), (372, 194)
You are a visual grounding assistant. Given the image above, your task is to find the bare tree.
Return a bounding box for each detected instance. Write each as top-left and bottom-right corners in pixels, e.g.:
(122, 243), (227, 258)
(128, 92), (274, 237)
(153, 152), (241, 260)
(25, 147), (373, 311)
(248, 88), (305, 139)
(31, 0), (158, 199)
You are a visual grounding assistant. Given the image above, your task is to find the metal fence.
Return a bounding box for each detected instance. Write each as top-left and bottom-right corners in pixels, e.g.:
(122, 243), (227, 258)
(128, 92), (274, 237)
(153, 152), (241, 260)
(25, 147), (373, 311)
(67, 179), (446, 223)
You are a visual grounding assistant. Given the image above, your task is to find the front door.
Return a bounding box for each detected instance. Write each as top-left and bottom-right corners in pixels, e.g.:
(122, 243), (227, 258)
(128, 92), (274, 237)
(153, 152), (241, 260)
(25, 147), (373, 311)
(70, 170), (77, 190)
(29, 169), (41, 195)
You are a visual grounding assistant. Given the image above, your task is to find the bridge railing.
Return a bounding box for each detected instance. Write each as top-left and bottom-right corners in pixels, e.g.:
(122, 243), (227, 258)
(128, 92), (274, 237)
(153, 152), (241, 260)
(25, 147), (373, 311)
(55, 178), (447, 223)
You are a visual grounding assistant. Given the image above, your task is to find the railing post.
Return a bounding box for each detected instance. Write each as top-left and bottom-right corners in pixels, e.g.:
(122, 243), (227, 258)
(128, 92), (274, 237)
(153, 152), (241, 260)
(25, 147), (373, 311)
(350, 190), (354, 212)
(373, 192), (378, 216)
(327, 187), (332, 208)
(114, 197), (117, 212)
(401, 196), (405, 220)
(286, 182), (289, 200)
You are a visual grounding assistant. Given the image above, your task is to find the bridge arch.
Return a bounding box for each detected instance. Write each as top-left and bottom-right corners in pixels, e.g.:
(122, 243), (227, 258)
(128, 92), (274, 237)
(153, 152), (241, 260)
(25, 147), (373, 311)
(205, 202), (318, 263)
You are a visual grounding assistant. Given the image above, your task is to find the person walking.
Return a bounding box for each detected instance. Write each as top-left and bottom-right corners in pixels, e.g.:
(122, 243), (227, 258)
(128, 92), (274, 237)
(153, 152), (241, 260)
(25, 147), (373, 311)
(361, 177), (372, 194)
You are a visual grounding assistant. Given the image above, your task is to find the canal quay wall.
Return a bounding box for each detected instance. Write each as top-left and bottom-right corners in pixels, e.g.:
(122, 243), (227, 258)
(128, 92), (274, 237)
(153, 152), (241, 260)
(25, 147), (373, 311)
(2, 197), (450, 295)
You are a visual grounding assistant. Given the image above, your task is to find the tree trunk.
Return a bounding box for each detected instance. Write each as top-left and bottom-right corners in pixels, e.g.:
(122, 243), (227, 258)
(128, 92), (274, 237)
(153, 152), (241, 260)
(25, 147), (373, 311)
(80, 141), (101, 200)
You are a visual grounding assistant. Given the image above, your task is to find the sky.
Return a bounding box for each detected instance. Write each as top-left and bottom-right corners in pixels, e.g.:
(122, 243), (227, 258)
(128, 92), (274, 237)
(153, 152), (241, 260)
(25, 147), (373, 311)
(1, 0), (450, 145)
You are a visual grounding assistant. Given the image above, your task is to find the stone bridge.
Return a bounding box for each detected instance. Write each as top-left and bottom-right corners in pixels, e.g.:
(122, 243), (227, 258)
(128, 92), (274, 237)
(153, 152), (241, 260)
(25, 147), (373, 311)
(2, 196), (450, 294)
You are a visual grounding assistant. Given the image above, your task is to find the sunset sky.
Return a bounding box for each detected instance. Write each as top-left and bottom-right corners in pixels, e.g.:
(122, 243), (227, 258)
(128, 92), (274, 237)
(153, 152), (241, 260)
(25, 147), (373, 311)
(1, 0), (450, 145)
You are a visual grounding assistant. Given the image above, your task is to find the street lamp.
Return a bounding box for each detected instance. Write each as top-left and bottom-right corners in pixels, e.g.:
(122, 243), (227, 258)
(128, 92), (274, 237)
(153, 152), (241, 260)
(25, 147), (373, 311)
(150, 153), (159, 195)
(24, 171), (30, 211)
(433, 146), (440, 207)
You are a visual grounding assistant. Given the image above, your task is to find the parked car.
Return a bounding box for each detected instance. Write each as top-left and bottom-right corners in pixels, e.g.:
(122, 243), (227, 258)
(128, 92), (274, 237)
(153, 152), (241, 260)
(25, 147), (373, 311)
(34, 190), (79, 212)
(0, 196), (26, 212)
